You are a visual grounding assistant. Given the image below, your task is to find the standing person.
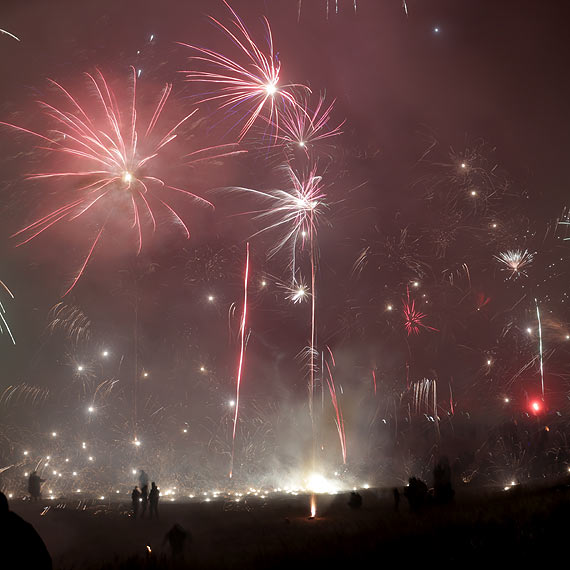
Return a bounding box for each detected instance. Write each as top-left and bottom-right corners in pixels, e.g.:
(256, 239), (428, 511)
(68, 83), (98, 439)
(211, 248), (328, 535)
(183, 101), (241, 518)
(163, 524), (190, 562)
(149, 482), (160, 520)
(138, 469), (149, 489)
(141, 484), (149, 518)
(28, 471), (45, 501)
(131, 486), (141, 519)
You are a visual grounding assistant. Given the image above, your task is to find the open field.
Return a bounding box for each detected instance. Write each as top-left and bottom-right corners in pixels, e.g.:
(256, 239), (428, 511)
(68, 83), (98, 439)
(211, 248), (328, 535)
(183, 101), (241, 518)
(8, 480), (570, 568)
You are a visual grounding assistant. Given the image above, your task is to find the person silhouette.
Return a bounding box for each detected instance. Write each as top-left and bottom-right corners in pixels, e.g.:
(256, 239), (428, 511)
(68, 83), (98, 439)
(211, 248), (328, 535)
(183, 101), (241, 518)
(28, 471), (45, 501)
(0, 491), (52, 569)
(131, 486), (141, 519)
(140, 484), (149, 518)
(138, 469), (149, 489)
(163, 524), (190, 561)
(149, 482), (160, 520)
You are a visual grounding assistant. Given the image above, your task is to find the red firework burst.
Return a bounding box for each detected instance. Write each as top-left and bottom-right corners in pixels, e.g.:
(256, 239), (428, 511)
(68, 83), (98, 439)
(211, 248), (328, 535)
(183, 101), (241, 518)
(402, 287), (438, 336)
(1, 68), (243, 295)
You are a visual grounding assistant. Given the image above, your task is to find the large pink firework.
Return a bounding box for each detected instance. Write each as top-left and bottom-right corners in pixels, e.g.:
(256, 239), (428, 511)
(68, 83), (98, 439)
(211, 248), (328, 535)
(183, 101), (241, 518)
(402, 287), (438, 336)
(1, 68), (242, 295)
(180, 1), (307, 141)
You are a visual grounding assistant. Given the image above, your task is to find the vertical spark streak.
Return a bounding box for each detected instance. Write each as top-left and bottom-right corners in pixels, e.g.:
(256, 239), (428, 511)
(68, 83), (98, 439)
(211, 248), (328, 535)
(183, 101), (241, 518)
(372, 369), (377, 395)
(230, 242), (250, 478)
(309, 211), (316, 466)
(535, 298), (545, 399)
(0, 280), (16, 345)
(325, 357), (346, 464)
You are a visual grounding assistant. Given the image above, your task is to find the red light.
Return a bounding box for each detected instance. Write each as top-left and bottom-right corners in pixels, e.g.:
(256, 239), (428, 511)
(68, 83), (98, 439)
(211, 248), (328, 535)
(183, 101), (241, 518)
(530, 400), (541, 413)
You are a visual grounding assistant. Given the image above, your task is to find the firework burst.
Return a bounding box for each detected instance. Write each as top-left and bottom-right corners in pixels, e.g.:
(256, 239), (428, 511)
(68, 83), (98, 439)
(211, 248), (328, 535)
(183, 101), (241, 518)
(402, 287), (437, 336)
(1, 68), (242, 295)
(494, 249), (534, 279)
(180, 1), (308, 141)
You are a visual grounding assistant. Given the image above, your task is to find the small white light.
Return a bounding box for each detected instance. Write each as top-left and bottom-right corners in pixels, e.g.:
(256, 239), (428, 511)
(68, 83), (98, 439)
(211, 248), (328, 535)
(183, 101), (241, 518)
(23, 451), (28, 456)
(504, 397), (510, 403)
(387, 304), (393, 311)
(470, 190), (477, 196)
(77, 365), (84, 372)
(88, 406), (95, 413)
(73, 472), (77, 476)
(229, 400), (236, 407)
(88, 456), (94, 461)
(102, 350), (109, 357)
(200, 366), (205, 372)
(265, 83), (277, 95)
(51, 432), (57, 437)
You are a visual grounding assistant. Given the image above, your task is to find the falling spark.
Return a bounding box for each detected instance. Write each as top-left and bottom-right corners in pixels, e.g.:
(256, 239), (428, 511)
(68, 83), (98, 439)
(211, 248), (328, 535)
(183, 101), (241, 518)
(230, 242), (250, 478)
(310, 494), (317, 518)
(494, 249), (534, 279)
(325, 353), (347, 464)
(0, 280), (16, 344)
(1, 68), (242, 295)
(0, 28), (20, 42)
(371, 369), (377, 396)
(180, 1), (307, 141)
(535, 298), (545, 399)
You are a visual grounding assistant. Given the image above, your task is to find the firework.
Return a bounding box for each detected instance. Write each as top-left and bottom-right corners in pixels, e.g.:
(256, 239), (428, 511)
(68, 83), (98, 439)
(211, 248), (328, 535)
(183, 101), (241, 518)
(402, 287), (437, 336)
(0, 279), (15, 344)
(494, 249), (534, 279)
(1, 68), (242, 295)
(230, 242), (250, 478)
(267, 95), (344, 154)
(180, 1), (307, 141)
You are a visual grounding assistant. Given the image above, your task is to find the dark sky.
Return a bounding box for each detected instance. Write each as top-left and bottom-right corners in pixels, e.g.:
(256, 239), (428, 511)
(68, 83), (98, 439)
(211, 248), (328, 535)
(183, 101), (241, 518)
(1, 0), (569, 427)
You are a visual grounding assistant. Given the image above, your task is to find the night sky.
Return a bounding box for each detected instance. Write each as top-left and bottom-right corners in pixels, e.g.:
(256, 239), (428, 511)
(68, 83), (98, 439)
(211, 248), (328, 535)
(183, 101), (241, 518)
(1, 0), (569, 476)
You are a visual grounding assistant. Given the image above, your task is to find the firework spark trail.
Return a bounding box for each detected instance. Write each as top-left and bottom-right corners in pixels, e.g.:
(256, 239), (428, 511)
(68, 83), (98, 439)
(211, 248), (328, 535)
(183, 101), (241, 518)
(371, 369), (377, 395)
(535, 298), (545, 399)
(0, 28), (20, 42)
(324, 354), (346, 464)
(1, 68), (243, 294)
(402, 287), (438, 336)
(494, 249), (534, 279)
(229, 242), (250, 478)
(181, 1), (308, 141)
(0, 279), (16, 344)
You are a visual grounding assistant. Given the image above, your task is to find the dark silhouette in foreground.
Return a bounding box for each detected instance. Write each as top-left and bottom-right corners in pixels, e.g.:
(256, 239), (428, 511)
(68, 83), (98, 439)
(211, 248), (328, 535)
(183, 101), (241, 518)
(163, 524), (190, 561)
(28, 471), (45, 501)
(433, 456), (455, 504)
(131, 486), (141, 519)
(138, 469), (149, 489)
(0, 491), (52, 569)
(404, 477), (428, 512)
(149, 482), (160, 519)
(348, 491), (362, 509)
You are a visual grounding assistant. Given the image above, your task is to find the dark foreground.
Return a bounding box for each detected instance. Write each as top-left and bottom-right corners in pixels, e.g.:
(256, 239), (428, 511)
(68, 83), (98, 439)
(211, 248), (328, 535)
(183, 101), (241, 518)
(9, 481), (570, 569)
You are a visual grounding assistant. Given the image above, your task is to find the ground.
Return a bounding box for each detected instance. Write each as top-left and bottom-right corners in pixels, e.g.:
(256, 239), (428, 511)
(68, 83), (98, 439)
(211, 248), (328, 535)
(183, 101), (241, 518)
(8, 481), (570, 568)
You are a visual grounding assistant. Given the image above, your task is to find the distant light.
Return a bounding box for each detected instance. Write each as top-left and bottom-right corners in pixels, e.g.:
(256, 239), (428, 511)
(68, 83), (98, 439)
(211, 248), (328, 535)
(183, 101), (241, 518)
(143, 372), (149, 378)
(132, 469), (137, 475)
(72, 471), (77, 476)
(504, 397), (510, 403)
(487, 359), (492, 366)
(52, 470), (57, 475)
(88, 456), (94, 461)
(76, 489), (81, 493)
(470, 190), (477, 197)
(8, 493), (13, 499)
(183, 428), (188, 433)
(77, 365), (84, 372)
(386, 304), (393, 311)
(137, 69), (142, 78)
(229, 400), (236, 407)
(434, 27), (440, 33)
(531, 401), (541, 413)
(412, 281), (419, 287)
(82, 442), (86, 449)
(87, 406), (95, 413)
(65, 458), (69, 462)
(460, 163), (466, 169)
(149, 33), (154, 41)
(301, 230), (307, 238)
(102, 350), (109, 357)
(133, 439), (141, 447)
(24, 472), (28, 477)
(100, 496), (105, 500)
(208, 295), (214, 302)
(261, 280), (267, 287)
(200, 366), (205, 372)
(51, 432), (57, 437)
(527, 328), (532, 334)
(491, 223), (497, 229)
(23, 450), (28, 456)
(566, 334), (570, 340)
